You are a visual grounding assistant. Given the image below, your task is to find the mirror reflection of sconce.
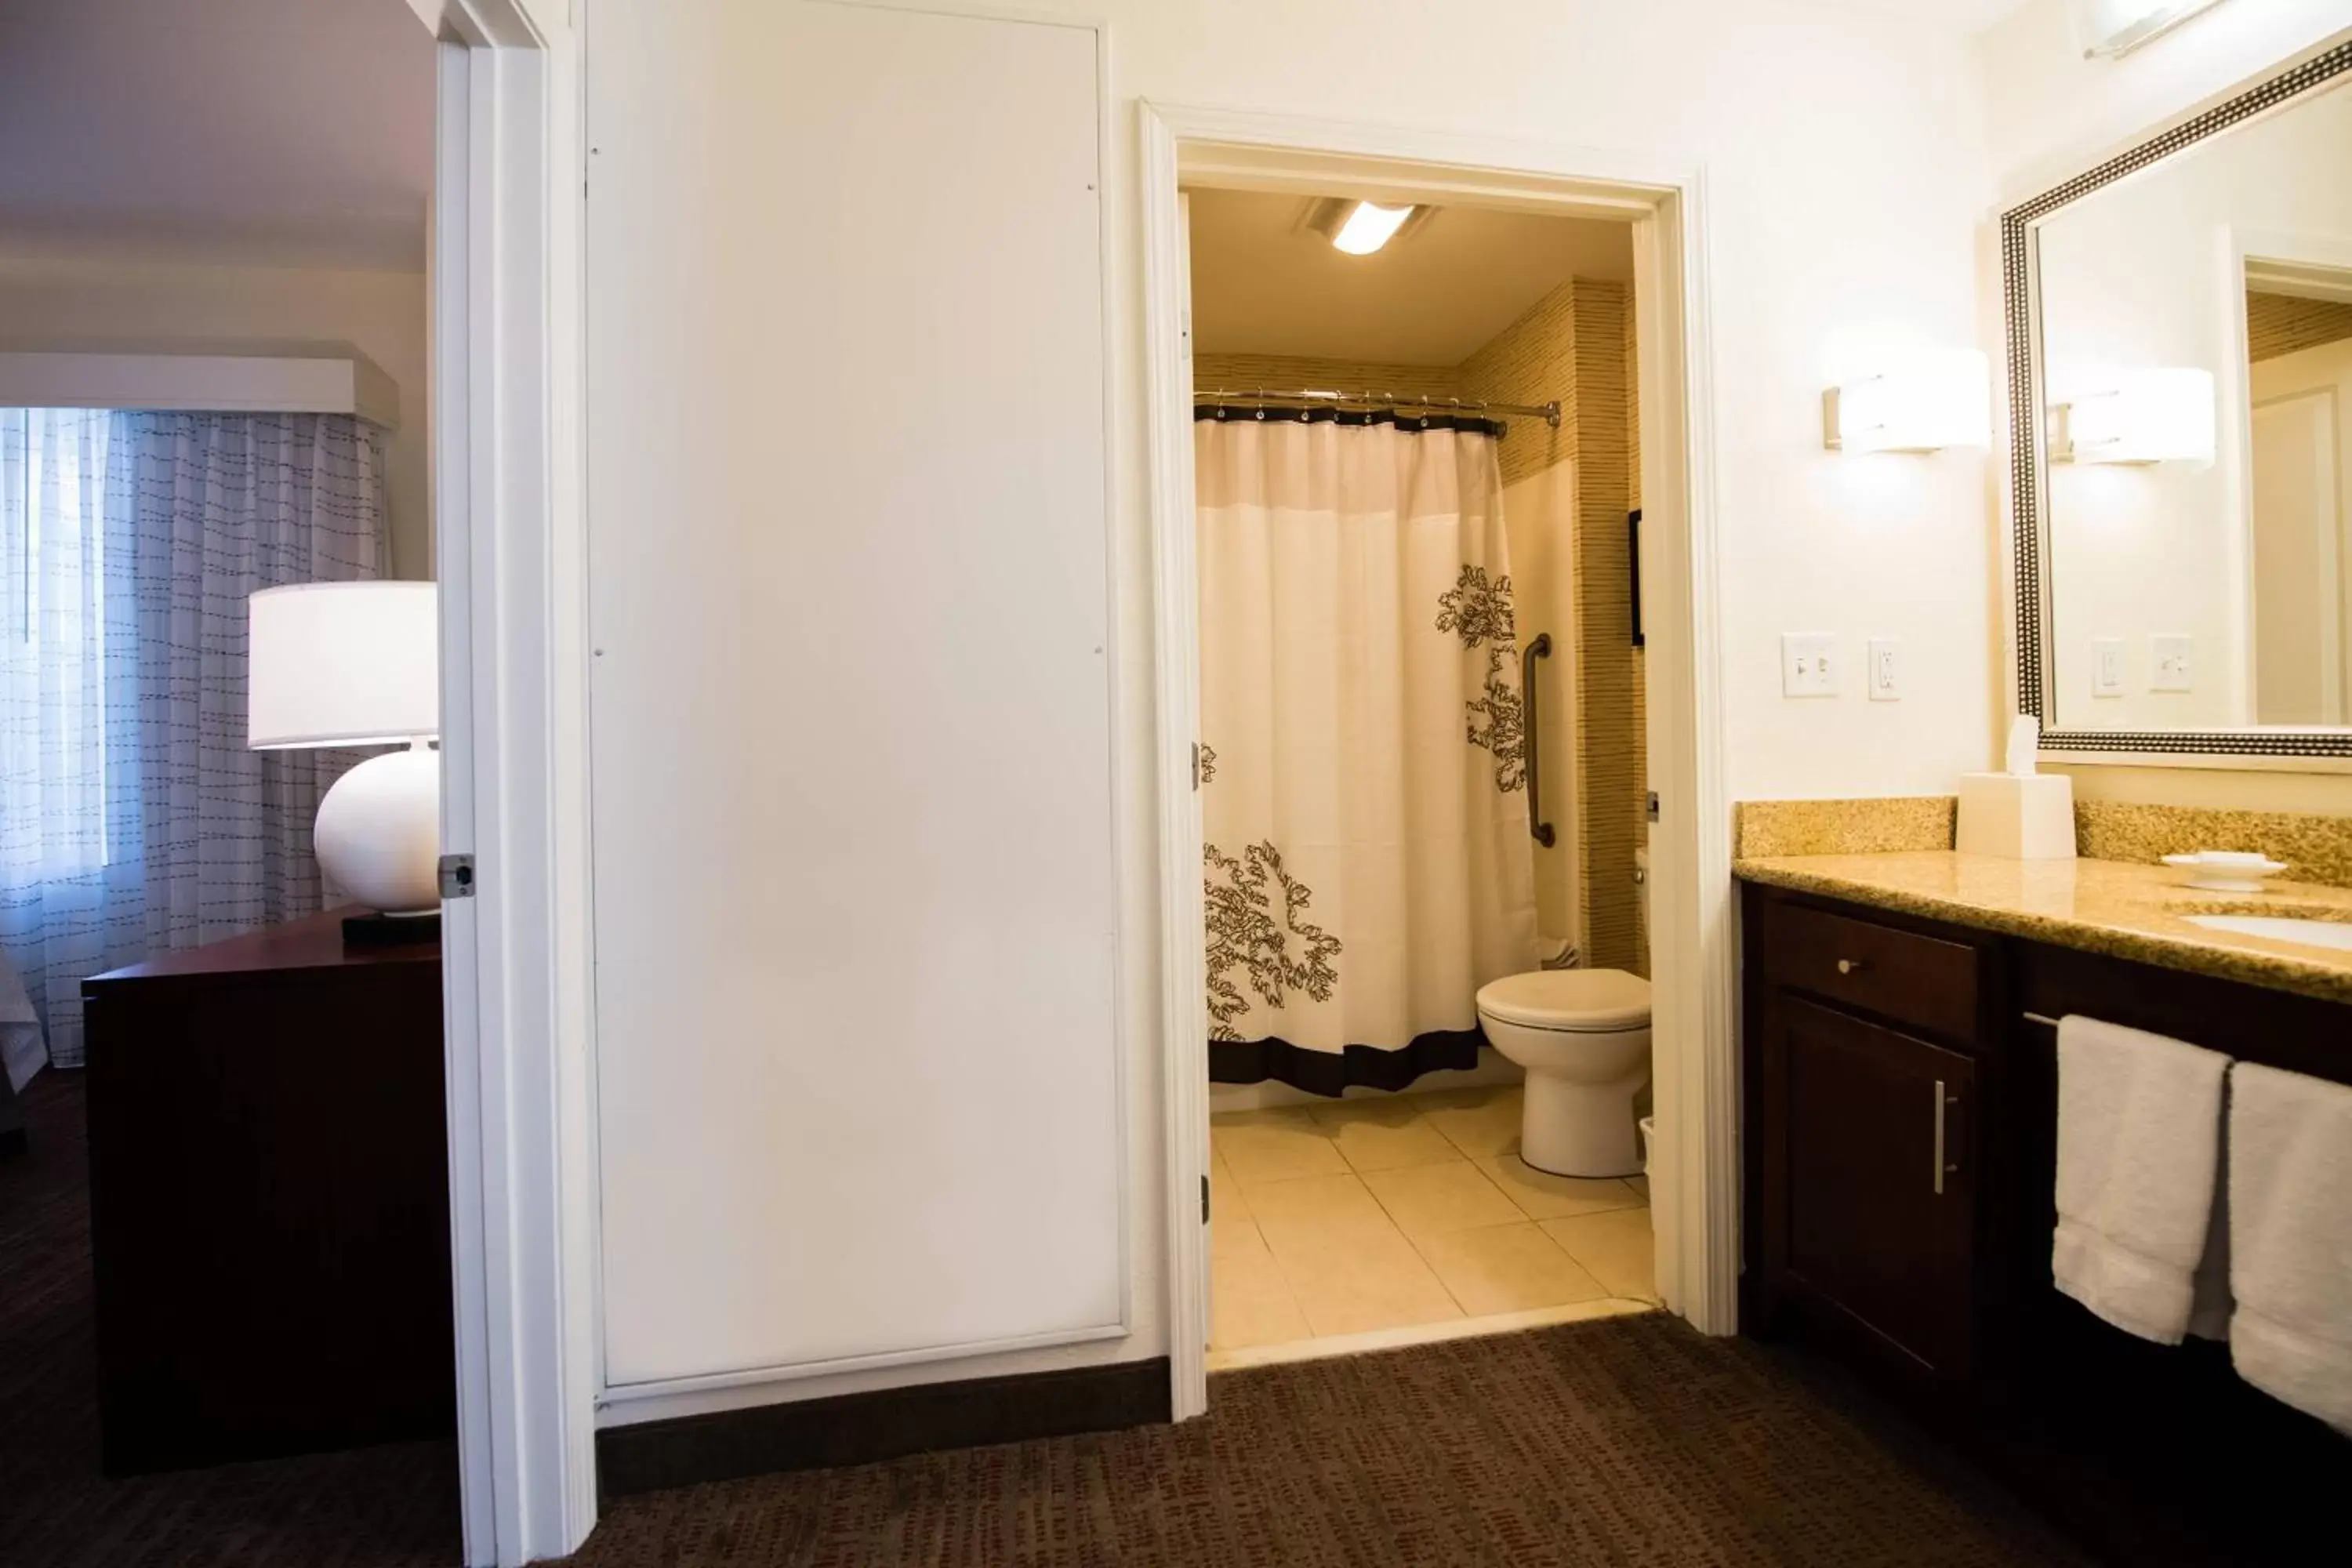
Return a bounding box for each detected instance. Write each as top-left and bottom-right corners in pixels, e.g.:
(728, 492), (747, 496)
(1821, 351), (1991, 453)
(2050, 368), (2216, 466)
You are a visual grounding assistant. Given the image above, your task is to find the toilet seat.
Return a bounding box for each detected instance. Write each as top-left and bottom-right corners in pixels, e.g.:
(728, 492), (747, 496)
(1477, 969), (1651, 1033)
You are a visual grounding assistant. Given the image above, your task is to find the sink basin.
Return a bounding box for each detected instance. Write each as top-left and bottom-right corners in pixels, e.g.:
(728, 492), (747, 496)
(2183, 914), (2352, 953)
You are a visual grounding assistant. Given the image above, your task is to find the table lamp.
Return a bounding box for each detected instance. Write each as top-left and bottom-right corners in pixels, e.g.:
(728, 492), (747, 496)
(248, 582), (441, 938)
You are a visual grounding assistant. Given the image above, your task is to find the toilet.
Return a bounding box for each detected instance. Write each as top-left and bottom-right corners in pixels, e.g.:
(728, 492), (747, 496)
(1475, 848), (1653, 1177)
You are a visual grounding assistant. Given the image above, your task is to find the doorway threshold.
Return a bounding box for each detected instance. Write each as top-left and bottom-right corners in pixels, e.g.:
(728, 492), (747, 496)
(1207, 1297), (1658, 1374)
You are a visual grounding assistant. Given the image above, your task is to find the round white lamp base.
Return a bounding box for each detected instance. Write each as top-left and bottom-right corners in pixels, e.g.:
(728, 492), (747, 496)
(315, 742), (441, 916)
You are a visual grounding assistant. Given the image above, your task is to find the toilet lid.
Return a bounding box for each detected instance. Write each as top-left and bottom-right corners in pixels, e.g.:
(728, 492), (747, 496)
(1477, 968), (1651, 1033)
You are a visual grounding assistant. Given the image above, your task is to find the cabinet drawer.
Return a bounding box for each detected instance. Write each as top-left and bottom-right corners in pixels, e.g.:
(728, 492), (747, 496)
(1760, 900), (1979, 1041)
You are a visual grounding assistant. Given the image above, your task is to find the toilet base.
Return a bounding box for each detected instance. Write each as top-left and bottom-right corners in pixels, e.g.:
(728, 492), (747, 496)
(1520, 1069), (1647, 1178)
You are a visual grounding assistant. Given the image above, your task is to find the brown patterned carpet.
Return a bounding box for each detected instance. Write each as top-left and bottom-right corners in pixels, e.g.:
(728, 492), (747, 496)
(5, 1070), (2081, 1567)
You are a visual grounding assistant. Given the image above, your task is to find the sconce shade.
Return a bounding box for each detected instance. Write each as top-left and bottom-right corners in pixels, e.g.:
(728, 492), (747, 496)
(1824, 351), (1991, 453)
(2059, 368), (2216, 466)
(2072, 0), (2227, 58)
(249, 581), (440, 750)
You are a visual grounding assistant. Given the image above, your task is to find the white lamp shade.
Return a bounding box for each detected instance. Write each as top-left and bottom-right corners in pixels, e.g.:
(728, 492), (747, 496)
(249, 581), (440, 749)
(2060, 368), (2216, 466)
(1828, 351), (1991, 454)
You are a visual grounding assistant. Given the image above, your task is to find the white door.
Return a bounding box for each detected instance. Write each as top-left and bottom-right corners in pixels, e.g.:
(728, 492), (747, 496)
(2250, 388), (2345, 724)
(586, 2), (1121, 1390)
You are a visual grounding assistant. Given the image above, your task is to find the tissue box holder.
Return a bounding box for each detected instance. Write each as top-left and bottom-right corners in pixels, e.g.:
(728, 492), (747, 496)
(1956, 772), (2075, 860)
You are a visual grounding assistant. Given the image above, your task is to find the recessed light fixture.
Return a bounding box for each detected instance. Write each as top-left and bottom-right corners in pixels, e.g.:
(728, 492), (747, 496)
(2072, 0), (2228, 58)
(1300, 198), (1430, 256)
(1330, 201), (1417, 255)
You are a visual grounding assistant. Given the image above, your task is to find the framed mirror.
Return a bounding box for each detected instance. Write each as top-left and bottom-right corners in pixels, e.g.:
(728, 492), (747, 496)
(2005, 39), (2352, 764)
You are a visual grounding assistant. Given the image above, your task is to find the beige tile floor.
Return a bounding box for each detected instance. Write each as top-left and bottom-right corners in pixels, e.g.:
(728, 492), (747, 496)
(1210, 1084), (1657, 1353)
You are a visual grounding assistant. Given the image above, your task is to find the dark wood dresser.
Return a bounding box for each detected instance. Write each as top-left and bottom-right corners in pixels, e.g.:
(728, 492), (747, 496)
(82, 909), (456, 1474)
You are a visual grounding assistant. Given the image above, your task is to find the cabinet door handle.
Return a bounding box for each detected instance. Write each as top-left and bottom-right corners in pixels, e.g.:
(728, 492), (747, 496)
(1933, 1080), (1960, 1195)
(1836, 957), (1868, 976)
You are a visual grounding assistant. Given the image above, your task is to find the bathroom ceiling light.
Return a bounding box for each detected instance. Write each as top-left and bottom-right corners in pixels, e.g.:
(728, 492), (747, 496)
(1330, 201), (1417, 256)
(2071, 0), (2228, 58)
(1822, 351), (1991, 454)
(2053, 368), (2216, 465)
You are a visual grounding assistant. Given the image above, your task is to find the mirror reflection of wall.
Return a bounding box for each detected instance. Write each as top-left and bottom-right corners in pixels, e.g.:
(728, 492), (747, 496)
(2034, 74), (2352, 735)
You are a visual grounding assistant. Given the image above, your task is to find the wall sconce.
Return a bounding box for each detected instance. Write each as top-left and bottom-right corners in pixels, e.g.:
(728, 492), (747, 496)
(2052, 368), (2216, 466)
(2072, 0), (2228, 59)
(1822, 351), (1991, 453)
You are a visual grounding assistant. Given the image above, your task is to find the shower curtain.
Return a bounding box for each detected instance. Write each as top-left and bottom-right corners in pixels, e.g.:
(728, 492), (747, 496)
(1197, 405), (1538, 1096)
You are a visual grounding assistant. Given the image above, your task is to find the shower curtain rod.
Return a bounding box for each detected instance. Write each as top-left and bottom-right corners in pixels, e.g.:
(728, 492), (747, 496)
(1196, 386), (1563, 429)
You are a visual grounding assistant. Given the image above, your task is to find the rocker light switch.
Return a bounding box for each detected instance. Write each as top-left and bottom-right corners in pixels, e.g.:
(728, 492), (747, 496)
(1781, 633), (1839, 698)
(2092, 638), (2125, 697)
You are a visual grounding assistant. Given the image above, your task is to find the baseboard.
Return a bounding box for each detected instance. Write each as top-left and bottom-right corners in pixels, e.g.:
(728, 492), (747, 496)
(596, 1355), (1173, 1498)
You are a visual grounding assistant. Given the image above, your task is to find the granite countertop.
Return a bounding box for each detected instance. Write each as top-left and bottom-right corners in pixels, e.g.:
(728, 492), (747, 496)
(1734, 851), (2352, 1006)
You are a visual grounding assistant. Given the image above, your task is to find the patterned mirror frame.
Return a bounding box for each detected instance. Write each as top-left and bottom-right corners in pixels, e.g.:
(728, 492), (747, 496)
(2002, 38), (2352, 762)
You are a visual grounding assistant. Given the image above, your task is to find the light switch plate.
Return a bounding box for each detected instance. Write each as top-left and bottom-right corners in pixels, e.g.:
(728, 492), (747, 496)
(2092, 637), (2125, 697)
(1781, 633), (1839, 698)
(2151, 633), (2192, 692)
(1865, 637), (1902, 701)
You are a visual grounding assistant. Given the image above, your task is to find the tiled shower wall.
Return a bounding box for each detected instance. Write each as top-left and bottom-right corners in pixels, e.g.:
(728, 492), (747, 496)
(1197, 278), (1645, 976)
(1192, 352), (1461, 404)
(1460, 279), (1642, 975)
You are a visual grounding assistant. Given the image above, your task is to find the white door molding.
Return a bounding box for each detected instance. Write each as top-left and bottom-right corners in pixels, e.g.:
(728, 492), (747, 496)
(1137, 101), (1736, 1422)
(432, 1), (597, 1562)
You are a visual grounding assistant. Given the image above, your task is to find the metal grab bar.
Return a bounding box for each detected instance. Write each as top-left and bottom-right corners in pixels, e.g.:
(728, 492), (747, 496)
(1523, 633), (1555, 847)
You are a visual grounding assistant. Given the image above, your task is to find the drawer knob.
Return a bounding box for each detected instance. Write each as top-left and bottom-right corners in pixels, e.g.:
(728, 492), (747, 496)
(1835, 957), (1869, 976)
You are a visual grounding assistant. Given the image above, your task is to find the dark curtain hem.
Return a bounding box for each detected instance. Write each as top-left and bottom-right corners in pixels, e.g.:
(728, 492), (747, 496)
(1209, 1027), (1486, 1098)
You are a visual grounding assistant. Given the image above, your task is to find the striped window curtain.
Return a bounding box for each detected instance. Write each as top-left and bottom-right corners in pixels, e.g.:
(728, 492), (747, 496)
(0, 411), (387, 1074)
(0, 410), (140, 1087)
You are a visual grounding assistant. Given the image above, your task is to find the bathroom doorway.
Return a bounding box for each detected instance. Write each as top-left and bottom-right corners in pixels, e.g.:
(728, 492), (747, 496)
(1140, 109), (1735, 1418)
(1183, 183), (1660, 1366)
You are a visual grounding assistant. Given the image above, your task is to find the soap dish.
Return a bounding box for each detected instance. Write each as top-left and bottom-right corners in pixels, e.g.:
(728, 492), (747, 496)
(2163, 851), (2290, 893)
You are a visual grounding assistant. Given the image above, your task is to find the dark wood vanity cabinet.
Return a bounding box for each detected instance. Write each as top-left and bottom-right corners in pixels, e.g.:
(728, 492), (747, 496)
(1740, 878), (2351, 1566)
(1746, 892), (2000, 1385)
(1764, 996), (1977, 1377)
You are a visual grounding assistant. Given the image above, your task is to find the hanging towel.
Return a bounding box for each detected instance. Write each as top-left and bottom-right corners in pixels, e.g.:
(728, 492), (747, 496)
(2227, 1062), (2352, 1434)
(2052, 1016), (2232, 1345)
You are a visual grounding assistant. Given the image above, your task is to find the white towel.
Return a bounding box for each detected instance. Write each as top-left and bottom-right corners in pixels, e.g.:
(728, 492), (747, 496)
(2227, 1062), (2352, 1434)
(2052, 1016), (2231, 1345)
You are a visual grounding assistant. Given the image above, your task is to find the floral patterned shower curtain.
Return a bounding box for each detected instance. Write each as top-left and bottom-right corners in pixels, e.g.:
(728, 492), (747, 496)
(1196, 405), (1538, 1096)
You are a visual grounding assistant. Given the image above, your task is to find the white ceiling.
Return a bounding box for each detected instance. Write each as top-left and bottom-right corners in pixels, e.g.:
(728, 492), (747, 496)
(1188, 188), (1635, 366)
(1798, 0), (2035, 27)
(0, 0), (434, 271)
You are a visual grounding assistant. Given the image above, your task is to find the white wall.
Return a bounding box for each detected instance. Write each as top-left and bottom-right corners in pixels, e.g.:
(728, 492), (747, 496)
(583, 0), (1999, 1425)
(0, 256), (431, 580)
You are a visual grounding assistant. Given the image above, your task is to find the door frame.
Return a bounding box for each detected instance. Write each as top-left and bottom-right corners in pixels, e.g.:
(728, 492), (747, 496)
(1138, 103), (1738, 1419)
(427, 2), (598, 1563)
